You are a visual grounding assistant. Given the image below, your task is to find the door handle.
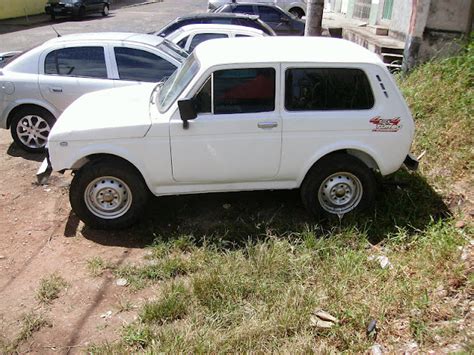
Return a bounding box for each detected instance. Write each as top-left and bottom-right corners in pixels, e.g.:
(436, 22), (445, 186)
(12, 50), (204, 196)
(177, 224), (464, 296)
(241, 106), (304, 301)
(258, 121), (278, 129)
(50, 87), (63, 93)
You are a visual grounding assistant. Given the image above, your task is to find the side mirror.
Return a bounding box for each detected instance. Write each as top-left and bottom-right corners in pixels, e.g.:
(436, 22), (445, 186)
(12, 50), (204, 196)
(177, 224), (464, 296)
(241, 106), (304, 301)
(178, 99), (197, 129)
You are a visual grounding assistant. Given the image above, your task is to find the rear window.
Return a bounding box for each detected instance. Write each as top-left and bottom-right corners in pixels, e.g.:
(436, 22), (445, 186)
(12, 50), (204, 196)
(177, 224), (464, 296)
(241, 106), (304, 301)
(285, 68), (374, 111)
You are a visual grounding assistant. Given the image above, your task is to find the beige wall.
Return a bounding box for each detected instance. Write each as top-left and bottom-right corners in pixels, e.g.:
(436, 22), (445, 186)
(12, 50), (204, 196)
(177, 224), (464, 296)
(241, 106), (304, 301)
(0, 0), (47, 20)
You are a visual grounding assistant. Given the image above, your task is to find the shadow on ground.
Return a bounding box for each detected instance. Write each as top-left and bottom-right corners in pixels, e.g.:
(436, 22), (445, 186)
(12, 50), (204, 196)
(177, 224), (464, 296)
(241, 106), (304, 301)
(7, 142), (45, 162)
(76, 170), (450, 249)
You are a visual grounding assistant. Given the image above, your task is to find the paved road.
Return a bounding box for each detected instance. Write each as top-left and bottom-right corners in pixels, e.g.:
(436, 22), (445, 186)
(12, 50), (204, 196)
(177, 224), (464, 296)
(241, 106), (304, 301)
(0, 0), (208, 52)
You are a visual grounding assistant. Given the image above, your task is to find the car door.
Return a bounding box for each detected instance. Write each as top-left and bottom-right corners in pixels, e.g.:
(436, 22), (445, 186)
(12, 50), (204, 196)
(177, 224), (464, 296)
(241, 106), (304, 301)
(256, 5), (292, 35)
(38, 45), (113, 113)
(111, 45), (178, 87)
(170, 65), (282, 183)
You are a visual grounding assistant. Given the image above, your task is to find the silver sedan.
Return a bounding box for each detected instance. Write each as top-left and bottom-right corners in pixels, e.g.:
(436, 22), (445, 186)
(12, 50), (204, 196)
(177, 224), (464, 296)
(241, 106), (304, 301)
(0, 32), (187, 152)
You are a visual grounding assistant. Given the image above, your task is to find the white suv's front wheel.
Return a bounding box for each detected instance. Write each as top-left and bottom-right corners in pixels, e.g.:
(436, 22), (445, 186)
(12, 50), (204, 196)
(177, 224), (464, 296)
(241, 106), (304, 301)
(70, 159), (149, 229)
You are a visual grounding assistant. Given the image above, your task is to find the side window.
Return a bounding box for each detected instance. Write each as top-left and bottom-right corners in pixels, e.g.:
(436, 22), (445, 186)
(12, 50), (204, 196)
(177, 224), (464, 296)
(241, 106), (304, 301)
(285, 68), (374, 111)
(114, 47), (176, 82)
(176, 35), (189, 49)
(235, 34), (251, 38)
(234, 5), (255, 14)
(44, 46), (107, 78)
(213, 68), (275, 114)
(258, 6), (283, 22)
(194, 77), (212, 113)
(188, 33), (228, 52)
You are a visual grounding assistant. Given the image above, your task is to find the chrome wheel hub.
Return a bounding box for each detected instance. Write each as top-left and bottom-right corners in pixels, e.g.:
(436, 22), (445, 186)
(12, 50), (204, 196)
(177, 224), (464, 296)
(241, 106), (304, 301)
(16, 115), (51, 149)
(318, 172), (363, 214)
(84, 176), (132, 219)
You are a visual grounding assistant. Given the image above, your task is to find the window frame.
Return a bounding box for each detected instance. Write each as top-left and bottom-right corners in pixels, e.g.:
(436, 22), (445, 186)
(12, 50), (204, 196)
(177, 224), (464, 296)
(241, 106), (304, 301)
(43, 45), (109, 79)
(283, 65), (376, 112)
(193, 66), (277, 116)
(109, 42), (180, 82)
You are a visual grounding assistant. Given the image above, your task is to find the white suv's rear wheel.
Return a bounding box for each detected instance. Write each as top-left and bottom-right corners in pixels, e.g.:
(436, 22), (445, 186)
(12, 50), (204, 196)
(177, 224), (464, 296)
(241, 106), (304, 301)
(70, 159), (149, 229)
(301, 154), (376, 218)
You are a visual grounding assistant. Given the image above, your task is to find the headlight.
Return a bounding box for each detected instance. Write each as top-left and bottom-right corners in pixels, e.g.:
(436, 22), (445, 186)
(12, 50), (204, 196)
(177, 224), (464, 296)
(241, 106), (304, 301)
(65, 3), (73, 7)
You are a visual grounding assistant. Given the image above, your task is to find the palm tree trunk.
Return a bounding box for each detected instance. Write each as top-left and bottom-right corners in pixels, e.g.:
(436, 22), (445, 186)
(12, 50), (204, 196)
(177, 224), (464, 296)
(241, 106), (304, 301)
(305, 0), (325, 36)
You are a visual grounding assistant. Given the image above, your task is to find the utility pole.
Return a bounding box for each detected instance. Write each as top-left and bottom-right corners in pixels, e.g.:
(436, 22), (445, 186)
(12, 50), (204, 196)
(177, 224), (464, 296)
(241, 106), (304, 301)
(304, 0), (325, 36)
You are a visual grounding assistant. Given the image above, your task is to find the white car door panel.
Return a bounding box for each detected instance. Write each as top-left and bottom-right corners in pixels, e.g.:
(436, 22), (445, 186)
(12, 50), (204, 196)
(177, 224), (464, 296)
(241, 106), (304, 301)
(170, 65), (281, 183)
(39, 45), (113, 113)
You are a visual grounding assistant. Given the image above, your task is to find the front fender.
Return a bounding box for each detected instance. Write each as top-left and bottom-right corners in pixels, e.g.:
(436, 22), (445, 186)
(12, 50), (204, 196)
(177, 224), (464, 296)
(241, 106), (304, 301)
(49, 141), (154, 192)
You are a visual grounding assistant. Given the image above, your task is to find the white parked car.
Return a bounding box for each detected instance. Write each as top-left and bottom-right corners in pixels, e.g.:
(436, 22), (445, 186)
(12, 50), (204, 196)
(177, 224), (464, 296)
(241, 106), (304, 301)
(166, 24), (267, 52)
(208, 0), (307, 18)
(0, 33), (187, 152)
(40, 37), (418, 229)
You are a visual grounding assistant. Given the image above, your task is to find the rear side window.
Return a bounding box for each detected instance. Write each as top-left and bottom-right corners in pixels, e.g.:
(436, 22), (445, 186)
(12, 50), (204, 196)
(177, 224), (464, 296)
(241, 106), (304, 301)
(189, 33), (228, 51)
(45, 46), (107, 79)
(177, 35), (189, 48)
(114, 47), (176, 82)
(214, 68), (275, 114)
(234, 5), (255, 14)
(285, 68), (374, 111)
(257, 6), (283, 22)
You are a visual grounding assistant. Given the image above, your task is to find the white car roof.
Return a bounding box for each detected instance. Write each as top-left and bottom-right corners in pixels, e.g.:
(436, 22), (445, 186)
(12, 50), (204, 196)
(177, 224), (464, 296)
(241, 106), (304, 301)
(174, 24), (265, 36)
(194, 37), (384, 67)
(44, 32), (165, 47)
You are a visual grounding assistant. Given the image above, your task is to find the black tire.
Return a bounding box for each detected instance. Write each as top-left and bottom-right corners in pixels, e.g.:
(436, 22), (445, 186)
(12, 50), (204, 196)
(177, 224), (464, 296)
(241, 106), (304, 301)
(70, 159), (149, 229)
(300, 153), (376, 218)
(50, 13), (56, 21)
(10, 107), (55, 153)
(289, 7), (305, 18)
(102, 4), (109, 16)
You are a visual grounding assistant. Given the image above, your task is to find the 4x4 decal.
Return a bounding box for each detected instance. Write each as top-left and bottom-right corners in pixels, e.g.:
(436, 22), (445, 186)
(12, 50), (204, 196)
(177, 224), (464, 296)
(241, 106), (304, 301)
(370, 116), (402, 132)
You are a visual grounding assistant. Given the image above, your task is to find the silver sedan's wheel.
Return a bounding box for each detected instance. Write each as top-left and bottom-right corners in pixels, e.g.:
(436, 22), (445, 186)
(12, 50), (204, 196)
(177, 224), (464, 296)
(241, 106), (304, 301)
(15, 115), (51, 150)
(84, 176), (133, 219)
(317, 172), (363, 214)
(10, 107), (55, 153)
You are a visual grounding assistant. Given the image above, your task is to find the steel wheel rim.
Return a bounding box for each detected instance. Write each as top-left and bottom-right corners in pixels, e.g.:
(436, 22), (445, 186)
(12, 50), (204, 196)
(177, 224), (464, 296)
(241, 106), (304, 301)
(16, 115), (51, 149)
(84, 176), (132, 219)
(103, 5), (109, 15)
(318, 172), (363, 214)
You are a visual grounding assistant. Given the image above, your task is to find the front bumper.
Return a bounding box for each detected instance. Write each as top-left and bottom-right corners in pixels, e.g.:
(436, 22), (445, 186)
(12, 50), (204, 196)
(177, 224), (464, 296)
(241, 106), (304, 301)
(404, 153), (419, 171)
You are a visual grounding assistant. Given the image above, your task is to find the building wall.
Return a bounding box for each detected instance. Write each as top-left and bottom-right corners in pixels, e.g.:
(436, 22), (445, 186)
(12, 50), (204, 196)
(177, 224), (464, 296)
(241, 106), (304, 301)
(0, 0), (47, 20)
(388, 0), (413, 40)
(426, 0), (472, 33)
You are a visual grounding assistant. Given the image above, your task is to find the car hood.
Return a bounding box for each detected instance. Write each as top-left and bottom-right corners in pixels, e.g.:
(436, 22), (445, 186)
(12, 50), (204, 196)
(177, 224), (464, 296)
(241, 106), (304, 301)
(49, 83), (157, 142)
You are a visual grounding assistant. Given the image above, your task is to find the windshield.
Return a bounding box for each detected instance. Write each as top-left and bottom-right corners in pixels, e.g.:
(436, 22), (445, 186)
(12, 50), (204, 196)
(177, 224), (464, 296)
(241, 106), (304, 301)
(157, 39), (189, 63)
(158, 53), (199, 112)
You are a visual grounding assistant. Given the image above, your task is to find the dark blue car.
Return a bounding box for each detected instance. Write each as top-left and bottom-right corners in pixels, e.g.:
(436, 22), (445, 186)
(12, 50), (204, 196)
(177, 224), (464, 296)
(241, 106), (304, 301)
(45, 0), (110, 20)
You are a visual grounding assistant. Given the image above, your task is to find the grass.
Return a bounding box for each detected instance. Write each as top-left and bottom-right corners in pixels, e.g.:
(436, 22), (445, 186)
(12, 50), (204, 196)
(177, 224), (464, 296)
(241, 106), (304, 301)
(87, 41), (473, 353)
(0, 312), (50, 353)
(36, 273), (68, 304)
(87, 256), (110, 277)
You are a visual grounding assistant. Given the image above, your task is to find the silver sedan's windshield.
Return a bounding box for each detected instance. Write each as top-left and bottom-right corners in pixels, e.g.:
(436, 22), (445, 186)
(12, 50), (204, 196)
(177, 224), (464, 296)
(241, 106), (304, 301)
(158, 54), (199, 112)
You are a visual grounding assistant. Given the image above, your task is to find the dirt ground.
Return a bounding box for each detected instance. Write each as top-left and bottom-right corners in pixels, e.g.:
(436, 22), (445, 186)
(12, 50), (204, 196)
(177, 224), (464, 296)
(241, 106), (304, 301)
(0, 129), (156, 352)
